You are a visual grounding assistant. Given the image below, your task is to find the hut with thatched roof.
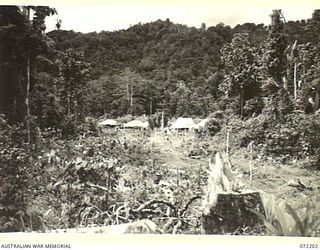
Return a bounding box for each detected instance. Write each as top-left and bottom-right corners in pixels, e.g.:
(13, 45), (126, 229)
(98, 119), (119, 127)
(170, 117), (195, 131)
(123, 120), (149, 130)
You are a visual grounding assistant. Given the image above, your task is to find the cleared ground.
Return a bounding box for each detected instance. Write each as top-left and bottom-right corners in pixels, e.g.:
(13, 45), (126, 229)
(146, 130), (320, 213)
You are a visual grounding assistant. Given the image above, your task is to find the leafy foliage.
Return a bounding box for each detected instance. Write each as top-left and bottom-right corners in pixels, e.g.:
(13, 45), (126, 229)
(221, 33), (262, 117)
(239, 112), (320, 165)
(264, 10), (288, 86)
(56, 49), (90, 118)
(19, 132), (205, 233)
(255, 195), (320, 236)
(0, 115), (32, 231)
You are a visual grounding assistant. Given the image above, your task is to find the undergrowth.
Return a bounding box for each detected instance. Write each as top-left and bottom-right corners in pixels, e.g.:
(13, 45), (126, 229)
(1, 113), (319, 235)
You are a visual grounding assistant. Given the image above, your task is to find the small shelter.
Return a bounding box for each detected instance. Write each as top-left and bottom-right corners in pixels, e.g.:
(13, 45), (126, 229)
(170, 117), (195, 130)
(98, 119), (119, 127)
(123, 120), (149, 129)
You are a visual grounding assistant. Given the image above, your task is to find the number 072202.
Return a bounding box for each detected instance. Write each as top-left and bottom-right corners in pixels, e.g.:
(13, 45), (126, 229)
(300, 244), (319, 248)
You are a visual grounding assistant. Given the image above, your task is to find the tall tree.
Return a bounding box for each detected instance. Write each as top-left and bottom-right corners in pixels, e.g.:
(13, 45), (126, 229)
(263, 10), (293, 120)
(0, 6), (56, 140)
(56, 49), (90, 120)
(265, 10), (288, 87)
(221, 33), (262, 118)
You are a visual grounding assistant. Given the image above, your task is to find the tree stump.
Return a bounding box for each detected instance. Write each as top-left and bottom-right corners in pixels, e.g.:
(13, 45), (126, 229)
(201, 152), (265, 234)
(202, 191), (265, 234)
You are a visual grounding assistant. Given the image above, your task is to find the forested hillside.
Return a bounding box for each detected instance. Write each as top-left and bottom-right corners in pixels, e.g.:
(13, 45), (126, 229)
(0, 6), (320, 235)
(46, 20), (257, 118)
(43, 12), (320, 119)
(2, 8), (320, 123)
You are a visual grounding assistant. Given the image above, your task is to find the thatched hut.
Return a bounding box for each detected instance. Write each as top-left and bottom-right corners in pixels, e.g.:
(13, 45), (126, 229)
(123, 120), (149, 130)
(170, 117), (195, 131)
(98, 119), (119, 127)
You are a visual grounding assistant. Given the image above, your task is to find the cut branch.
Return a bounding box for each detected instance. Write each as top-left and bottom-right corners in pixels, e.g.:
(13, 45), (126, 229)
(86, 182), (109, 191)
(132, 200), (177, 214)
(180, 196), (201, 216)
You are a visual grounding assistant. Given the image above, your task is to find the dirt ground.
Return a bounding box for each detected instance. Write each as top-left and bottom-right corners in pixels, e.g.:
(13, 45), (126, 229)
(146, 130), (320, 213)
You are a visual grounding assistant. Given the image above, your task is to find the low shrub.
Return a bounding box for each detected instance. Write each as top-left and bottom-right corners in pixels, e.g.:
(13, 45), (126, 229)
(203, 111), (226, 136)
(238, 112), (320, 165)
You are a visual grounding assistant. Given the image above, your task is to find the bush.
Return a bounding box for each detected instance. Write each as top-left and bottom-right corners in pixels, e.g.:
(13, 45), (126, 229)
(243, 97), (264, 117)
(239, 112), (320, 165)
(0, 115), (32, 231)
(60, 114), (83, 139)
(203, 111), (226, 136)
(204, 118), (221, 136)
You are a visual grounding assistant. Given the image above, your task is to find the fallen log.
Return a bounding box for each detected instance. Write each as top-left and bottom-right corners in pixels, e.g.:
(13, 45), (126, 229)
(201, 152), (265, 234)
(288, 178), (313, 191)
(46, 219), (158, 234)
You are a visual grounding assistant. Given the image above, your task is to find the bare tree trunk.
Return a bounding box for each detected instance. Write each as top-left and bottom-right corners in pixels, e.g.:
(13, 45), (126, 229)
(130, 84), (133, 107)
(26, 8), (31, 146)
(291, 40), (298, 99)
(161, 109), (164, 131)
(26, 57), (31, 145)
(294, 62), (297, 99)
(126, 83), (129, 102)
(282, 76), (287, 90)
(240, 88), (244, 118)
